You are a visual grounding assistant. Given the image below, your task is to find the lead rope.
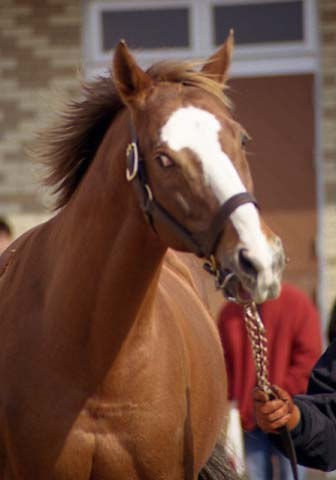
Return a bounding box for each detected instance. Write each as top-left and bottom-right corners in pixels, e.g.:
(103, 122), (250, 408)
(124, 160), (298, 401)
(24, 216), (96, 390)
(242, 302), (273, 395)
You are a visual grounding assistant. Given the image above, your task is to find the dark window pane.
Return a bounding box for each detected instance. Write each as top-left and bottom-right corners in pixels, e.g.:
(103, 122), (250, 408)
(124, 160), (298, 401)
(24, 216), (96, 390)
(214, 1), (303, 45)
(102, 8), (190, 50)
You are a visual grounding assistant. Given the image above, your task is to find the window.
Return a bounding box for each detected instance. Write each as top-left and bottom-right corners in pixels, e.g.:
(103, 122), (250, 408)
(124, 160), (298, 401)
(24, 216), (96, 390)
(213, 2), (303, 45)
(83, 0), (194, 73)
(101, 8), (190, 51)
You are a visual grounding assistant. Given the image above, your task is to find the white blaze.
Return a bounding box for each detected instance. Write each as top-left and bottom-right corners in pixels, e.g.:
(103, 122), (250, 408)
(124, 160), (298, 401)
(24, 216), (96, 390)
(160, 106), (272, 269)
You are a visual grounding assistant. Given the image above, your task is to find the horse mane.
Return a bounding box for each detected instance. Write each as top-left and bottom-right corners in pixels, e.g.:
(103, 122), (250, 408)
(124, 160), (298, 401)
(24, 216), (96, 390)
(35, 60), (231, 211)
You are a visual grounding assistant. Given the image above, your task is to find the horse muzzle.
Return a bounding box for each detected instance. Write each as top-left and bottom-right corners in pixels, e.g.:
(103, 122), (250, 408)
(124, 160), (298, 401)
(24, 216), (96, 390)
(214, 235), (285, 304)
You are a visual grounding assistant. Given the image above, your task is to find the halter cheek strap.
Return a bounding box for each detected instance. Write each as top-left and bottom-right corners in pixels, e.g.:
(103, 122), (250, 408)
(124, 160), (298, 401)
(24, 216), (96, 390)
(126, 137), (258, 258)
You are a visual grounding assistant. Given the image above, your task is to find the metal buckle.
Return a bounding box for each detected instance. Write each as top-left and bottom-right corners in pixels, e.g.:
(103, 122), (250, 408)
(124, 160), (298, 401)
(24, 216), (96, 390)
(126, 142), (139, 181)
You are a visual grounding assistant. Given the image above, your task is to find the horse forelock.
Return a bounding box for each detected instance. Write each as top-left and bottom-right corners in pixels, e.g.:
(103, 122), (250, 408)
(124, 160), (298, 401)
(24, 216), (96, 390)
(146, 60), (232, 109)
(34, 60), (231, 211)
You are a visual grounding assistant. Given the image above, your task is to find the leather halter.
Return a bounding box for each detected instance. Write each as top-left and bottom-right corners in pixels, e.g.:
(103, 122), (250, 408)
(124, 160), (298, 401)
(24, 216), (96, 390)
(126, 134), (258, 258)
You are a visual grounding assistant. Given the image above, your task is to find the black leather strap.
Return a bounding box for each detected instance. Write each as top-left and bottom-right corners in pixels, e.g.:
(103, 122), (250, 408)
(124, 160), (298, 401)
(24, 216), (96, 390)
(192, 192), (258, 257)
(126, 132), (258, 258)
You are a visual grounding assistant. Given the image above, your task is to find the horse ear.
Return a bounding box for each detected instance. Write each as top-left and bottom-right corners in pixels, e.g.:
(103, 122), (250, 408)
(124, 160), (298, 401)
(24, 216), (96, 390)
(201, 30), (234, 84)
(113, 40), (153, 106)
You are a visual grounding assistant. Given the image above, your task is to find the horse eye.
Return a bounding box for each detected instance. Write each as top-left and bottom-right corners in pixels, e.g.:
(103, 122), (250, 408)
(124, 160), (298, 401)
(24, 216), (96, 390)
(241, 133), (249, 148)
(156, 153), (174, 168)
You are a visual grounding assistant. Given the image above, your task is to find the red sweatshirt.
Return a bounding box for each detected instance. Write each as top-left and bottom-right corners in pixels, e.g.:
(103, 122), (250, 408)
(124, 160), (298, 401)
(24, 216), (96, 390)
(218, 284), (322, 431)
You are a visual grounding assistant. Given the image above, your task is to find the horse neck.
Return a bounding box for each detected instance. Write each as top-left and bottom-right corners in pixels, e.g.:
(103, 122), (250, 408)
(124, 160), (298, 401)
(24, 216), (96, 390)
(52, 110), (166, 369)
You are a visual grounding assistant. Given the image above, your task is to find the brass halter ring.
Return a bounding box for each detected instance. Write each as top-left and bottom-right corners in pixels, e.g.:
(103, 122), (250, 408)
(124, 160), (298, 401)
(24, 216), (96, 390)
(126, 142), (139, 182)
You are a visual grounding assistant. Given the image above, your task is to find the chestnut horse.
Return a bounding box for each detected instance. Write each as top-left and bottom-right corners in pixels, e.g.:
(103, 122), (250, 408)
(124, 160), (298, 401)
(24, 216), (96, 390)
(0, 34), (284, 479)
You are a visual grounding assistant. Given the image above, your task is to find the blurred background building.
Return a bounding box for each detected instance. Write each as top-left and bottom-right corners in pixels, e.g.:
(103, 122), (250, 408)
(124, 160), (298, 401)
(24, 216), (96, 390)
(0, 0), (335, 336)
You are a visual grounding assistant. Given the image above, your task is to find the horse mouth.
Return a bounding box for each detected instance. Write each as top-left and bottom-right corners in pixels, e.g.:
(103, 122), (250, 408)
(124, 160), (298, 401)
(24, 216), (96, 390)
(218, 269), (253, 304)
(204, 258), (274, 304)
(204, 259), (254, 303)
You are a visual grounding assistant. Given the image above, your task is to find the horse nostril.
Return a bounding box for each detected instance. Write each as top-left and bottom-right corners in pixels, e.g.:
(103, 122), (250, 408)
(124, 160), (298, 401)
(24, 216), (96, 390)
(238, 248), (258, 278)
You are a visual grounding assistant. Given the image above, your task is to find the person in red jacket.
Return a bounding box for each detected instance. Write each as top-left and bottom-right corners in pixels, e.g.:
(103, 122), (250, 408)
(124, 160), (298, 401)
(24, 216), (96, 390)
(218, 283), (322, 480)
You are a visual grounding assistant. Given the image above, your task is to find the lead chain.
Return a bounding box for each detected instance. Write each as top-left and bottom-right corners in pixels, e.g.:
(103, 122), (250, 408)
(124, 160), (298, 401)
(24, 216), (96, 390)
(202, 258), (274, 396)
(243, 301), (299, 480)
(243, 302), (273, 396)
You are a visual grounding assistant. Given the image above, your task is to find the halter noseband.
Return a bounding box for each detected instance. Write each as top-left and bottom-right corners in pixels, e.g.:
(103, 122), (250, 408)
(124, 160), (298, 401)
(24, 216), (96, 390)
(126, 133), (258, 258)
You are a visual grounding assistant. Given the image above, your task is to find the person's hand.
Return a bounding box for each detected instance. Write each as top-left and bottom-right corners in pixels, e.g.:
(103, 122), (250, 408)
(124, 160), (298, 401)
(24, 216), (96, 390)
(253, 385), (301, 433)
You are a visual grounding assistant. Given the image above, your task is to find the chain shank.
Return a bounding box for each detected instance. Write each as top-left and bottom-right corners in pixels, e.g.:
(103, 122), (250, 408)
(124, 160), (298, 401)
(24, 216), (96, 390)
(243, 302), (273, 396)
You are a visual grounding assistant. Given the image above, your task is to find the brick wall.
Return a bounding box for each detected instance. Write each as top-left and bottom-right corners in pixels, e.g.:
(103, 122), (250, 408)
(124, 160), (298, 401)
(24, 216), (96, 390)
(0, 0), (81, 229)
(319, 0), (336, 315)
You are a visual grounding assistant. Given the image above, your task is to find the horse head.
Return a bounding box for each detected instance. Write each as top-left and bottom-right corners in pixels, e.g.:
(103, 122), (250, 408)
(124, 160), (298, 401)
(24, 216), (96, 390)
(113, 33), (285, 304)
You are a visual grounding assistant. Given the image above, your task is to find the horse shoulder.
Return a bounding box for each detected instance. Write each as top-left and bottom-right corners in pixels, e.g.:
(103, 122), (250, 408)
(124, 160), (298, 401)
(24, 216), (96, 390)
(157, 254), (227, 473)
(162, 250), (210, 313)
(158, 252), (223, 360)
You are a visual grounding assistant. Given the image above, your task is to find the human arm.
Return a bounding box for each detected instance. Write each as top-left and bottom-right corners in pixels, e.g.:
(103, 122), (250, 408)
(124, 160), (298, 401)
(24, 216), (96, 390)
(254, 340), (336, 471)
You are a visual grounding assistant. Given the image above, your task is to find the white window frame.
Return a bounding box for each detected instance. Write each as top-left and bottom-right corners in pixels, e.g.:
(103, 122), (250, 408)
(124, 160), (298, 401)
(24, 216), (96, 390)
(206, 0), (318, 76)
(83, 0), (196, 74)
(83, 0), (318, 78)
